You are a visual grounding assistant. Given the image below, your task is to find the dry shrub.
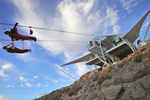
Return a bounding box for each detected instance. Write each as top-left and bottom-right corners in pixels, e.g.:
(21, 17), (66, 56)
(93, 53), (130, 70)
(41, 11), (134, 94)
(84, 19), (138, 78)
(68, 83), (81, 96)
(93, 67), (112, 85)
(80, 71), (92, 80)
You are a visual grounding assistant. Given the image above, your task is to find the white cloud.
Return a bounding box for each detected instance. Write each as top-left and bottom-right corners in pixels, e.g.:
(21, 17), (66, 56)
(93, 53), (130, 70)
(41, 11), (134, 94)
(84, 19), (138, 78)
(19, 76), (27, 82)
(0, 70), (6, 77)
(113, 25), (120, 34)
(18, 76), (39, 88)
(145, 22), (150, 27)
(88, 11), (101, 24)
(1, 64), (12, 70)
(33, 75), (38, 79)
(11, 0), (97, 56)
(56, 2), (120, 76)
(11, 0), (120, 76)
(75, 63), (91, 76)
(105, 8), (119, 27)
(121, 0), (141, 12)
(77, 0), (95, 15)
(0, 63), (13, 77)
(29, 75), (39, 82)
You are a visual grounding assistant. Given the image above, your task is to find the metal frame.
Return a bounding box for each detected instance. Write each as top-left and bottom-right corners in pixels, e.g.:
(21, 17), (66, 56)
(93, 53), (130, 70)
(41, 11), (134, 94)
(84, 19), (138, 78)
(88, 38), (136, 67)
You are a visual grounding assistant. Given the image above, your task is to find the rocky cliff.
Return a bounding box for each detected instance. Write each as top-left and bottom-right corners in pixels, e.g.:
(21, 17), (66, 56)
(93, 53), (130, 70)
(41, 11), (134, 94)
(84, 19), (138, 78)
(35, 40), (150, 100)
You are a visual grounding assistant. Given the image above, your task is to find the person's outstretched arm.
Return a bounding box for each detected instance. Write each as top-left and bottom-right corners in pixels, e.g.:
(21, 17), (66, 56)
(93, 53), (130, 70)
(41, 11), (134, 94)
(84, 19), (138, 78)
(13, 22), (18, 30)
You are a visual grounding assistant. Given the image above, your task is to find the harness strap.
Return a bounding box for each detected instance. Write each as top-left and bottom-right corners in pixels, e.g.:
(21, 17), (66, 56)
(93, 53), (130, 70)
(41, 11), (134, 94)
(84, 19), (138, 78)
(22, 41), (24, 49)
(11, 41), (15, 46)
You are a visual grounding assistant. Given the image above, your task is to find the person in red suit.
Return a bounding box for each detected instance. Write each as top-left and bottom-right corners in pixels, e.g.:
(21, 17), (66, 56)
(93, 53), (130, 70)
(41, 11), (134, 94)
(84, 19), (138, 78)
(4, 23), (36, 41)
(3, 43), (31, 53)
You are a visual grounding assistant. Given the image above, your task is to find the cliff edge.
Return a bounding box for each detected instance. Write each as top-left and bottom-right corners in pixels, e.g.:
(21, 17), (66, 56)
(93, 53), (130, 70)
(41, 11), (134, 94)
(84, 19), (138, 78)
(35, 40), (150, 100)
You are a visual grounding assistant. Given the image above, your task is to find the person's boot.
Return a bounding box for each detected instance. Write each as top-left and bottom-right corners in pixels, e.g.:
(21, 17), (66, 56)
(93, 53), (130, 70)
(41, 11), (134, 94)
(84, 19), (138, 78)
(30, 37), (37, 42)
(25, 49), (32, 52)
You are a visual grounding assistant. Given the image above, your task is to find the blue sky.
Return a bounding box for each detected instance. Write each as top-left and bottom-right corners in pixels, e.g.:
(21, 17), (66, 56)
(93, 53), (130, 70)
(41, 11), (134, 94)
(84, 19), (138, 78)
(0, 0), (150, 100)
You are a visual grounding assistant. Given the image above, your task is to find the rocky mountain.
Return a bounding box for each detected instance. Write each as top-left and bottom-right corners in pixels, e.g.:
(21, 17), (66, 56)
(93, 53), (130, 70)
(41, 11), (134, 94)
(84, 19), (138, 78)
(35, 40), (150, 100)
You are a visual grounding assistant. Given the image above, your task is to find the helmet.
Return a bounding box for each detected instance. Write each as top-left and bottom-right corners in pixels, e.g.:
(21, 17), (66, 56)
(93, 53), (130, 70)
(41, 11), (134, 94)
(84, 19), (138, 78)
(3, 46), (7, 49)
(4, 30), (10, 34)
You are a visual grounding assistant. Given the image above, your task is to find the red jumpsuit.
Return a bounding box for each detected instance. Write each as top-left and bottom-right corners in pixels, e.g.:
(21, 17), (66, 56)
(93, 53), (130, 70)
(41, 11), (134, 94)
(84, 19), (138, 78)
(8, 23), (36, 41)
(3, 44), (31, 53)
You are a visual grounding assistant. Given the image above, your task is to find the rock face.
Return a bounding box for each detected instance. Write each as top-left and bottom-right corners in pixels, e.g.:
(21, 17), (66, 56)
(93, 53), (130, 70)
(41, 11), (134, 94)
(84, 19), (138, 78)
(35, 40), (150, 100)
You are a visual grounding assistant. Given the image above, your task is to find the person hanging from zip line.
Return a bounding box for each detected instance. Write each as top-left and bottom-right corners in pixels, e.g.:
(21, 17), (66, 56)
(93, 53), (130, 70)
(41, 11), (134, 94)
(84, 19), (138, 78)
(2, 22), (36, 53)
(4, 22), (37, 42)
(3, 43), (31, 53)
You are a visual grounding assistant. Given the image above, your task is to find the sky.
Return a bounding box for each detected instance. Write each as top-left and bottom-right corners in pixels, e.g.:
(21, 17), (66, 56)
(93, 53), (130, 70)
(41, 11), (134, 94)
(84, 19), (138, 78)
(0, 0), (150, 100)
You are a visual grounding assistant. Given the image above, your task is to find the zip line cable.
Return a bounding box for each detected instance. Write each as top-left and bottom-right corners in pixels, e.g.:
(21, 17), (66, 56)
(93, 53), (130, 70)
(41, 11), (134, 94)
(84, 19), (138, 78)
(0, 38), (89, 49)
(56, 65), (76, 80)
(0, 38), (88, 43)
(0, 28), (147, 44)
(0, 22), (124, 37)
(0, 22), (148, 44)
(0, 22), (93, 37)
(0, 29), (147, 43)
